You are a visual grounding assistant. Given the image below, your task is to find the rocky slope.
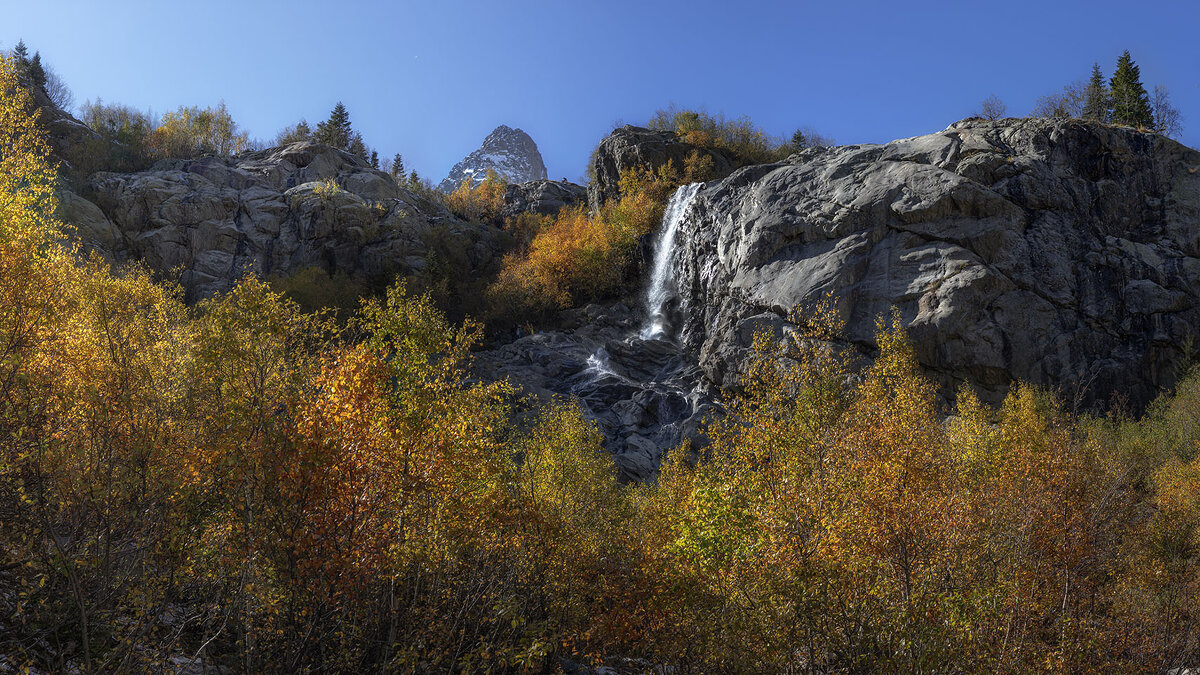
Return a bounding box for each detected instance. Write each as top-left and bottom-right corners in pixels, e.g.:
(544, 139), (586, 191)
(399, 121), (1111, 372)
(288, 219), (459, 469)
(75, 142), (509, 300)
(438, 124), (547, 192)
(665, 117), (1200, 410)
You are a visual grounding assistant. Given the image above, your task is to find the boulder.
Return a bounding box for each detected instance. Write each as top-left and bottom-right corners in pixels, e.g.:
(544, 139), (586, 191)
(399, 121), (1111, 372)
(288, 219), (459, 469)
(587, 125), (735, 211)
(500, 179), (587, 221)
(669, 117), (1200, 411)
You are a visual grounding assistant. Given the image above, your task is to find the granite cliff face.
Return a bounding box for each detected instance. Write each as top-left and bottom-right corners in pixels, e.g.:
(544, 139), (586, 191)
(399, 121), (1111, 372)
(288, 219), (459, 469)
(438, 125), (547, 192)
(77, 142), (508, 299)
(663, 118), (1200, 410)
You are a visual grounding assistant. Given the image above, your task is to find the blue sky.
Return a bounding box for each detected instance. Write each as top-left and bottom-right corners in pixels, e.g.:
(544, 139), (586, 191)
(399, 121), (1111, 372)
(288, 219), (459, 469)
(5, 0), (1199, 183)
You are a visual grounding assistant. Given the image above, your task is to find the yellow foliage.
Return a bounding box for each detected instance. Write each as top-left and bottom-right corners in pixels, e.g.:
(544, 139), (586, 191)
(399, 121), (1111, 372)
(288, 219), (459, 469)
(444, 167), (507, 222)
(311, 175), (341, 201)
(150, 102), (249, 158)
(647, 105), (784, 165)
(2, 64), (1200, 670)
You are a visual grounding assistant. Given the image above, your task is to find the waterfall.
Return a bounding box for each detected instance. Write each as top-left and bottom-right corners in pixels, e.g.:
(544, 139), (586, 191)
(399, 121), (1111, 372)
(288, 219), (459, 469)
(640, 183), (702, 340)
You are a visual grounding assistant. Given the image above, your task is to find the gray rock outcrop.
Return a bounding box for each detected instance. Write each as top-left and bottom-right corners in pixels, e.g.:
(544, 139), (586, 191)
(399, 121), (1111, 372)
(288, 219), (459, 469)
(500, 179), (587, 221)
(587, 125), (735, 211)
(77, 141), (508, 299)
(438, 125), (547, 193)
(669, 117), (1200, 410)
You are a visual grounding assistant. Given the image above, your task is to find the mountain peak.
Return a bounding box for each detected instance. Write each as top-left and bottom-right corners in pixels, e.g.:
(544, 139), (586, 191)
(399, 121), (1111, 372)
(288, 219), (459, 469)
(438, 125), (548, 192)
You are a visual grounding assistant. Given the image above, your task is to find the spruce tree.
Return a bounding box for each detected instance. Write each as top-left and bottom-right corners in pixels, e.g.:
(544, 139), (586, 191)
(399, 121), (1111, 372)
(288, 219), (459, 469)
(11, 40), (29, 79)
(1109, 51), (1153, 129)
(28, 53), (46, 89)
(314, 102), (352, 149)
(391, 153), (404, 178)
(1082, 62), (1110, 122)
(369, 150), (379, 169)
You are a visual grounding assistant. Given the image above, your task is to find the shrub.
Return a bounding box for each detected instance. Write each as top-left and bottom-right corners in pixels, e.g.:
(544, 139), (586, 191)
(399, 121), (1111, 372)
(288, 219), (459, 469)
(312, 176), (341, 201)
(647, 104), (803, 165)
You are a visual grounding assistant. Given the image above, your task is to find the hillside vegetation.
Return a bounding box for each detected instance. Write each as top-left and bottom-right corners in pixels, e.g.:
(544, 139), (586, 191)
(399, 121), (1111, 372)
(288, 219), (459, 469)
(2, 56), (1200, 673)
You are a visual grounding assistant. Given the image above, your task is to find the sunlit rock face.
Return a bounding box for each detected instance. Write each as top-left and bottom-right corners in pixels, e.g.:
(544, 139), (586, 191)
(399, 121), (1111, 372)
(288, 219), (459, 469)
(77, 141), (508, 300)
(438, 125), (548, 192)
(671, 117), (1200, 411)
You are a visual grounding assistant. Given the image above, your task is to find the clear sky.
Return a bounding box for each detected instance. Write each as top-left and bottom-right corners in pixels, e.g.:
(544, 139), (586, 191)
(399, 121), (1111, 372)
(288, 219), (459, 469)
(5, 0), (1199, 183)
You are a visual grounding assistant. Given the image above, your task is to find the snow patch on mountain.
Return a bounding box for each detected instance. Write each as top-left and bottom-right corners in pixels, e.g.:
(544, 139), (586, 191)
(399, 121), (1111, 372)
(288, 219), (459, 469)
(438, 125), (548, 192)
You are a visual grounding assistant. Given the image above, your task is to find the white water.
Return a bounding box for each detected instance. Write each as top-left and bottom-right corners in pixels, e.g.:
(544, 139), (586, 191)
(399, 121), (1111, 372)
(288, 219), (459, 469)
(640, 183), (702, 340)
(585, 347), (618, 378)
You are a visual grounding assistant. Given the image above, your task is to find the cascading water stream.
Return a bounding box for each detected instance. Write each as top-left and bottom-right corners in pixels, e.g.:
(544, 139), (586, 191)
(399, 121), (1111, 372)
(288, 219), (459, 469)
(639, 182), (702, 340)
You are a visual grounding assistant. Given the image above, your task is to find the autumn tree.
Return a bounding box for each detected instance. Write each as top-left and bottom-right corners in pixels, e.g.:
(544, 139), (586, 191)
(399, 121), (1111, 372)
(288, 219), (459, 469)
(445, 167), (507, 222)
(151, 102), (249, 158)
(978, 93), (1007, 120)
(78, 98), (154, 171)
(646, 104), (811, 165)
(1152, 84), (1183, 138)
(274, 118), (312, 145)
(1032, 81), (1086, 119)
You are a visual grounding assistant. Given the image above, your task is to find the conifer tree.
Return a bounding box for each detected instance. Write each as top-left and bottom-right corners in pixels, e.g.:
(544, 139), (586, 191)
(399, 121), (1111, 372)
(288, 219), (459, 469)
(314, 101), (352, 149)
(391, 153), (404, 178)
(370, 149), (379, 169)
(1082, 62), (1110, 122)
(27, 52), (45, 90)
(12, 39), (28, 63)
(1109, 51), (1153, 129)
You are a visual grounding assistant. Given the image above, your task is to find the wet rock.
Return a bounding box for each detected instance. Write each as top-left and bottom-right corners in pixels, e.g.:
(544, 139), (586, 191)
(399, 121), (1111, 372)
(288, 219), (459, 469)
(473, 305), (717, 482)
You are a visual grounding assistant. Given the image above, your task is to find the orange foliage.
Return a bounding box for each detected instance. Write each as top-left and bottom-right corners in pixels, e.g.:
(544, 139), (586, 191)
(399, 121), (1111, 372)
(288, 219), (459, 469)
(2, 58), (1199, 670)
(487, 159), (702, 321)
(444, 167), (507, 222)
